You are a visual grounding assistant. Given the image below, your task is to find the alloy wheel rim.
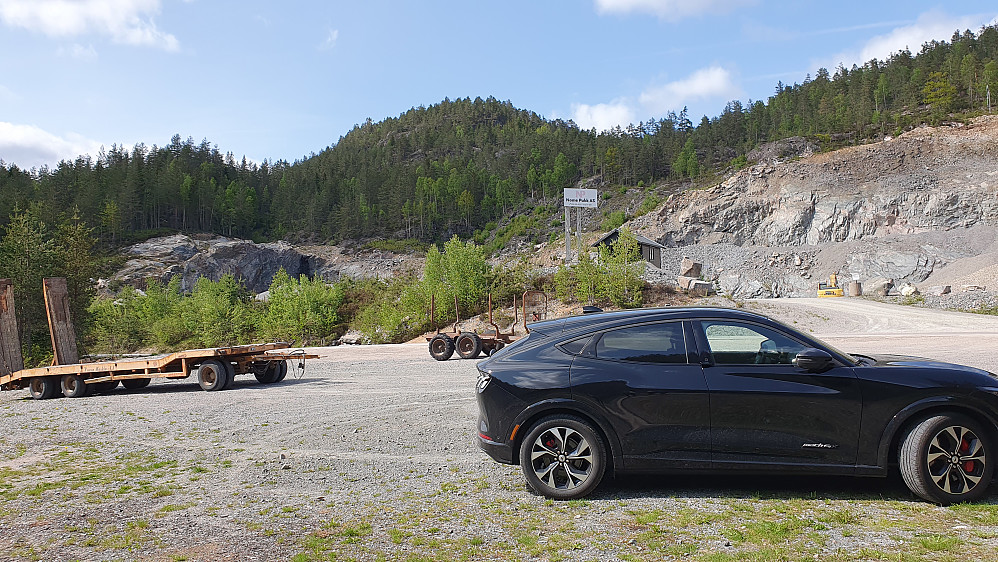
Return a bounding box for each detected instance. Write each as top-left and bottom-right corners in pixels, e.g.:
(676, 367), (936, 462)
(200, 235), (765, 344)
(926, 425), (986, 495)
(529, 426), (593, 490)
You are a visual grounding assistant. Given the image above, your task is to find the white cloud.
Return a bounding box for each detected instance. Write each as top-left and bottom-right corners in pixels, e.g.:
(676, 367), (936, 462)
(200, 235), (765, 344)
(57, 43), (98, 60)
(320, 28), (339, 50)
(0, 122), (104, 170)
(571, 101), (637, 131)
(639, 66), (740, 115)
(594, 0), (750, 21)
(571, 66), (742, 131)
(0, 0), (179, 51)
(818, 11), (993, 70)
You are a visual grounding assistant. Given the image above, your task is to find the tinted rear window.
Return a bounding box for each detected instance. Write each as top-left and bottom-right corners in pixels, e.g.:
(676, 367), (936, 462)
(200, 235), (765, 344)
(594, 322), (687, 364)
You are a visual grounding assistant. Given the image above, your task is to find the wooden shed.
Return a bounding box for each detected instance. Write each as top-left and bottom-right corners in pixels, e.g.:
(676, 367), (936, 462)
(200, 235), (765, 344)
(591, 228), (666, 269)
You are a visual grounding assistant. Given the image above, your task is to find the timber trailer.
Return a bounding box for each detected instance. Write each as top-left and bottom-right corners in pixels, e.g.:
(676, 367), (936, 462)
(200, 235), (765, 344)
(0, 278), (317, 400)
(426, 290), (547, 361)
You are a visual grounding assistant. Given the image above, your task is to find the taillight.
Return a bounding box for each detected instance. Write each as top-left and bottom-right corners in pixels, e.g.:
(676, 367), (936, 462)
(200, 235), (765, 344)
(477, 369), (491, 393)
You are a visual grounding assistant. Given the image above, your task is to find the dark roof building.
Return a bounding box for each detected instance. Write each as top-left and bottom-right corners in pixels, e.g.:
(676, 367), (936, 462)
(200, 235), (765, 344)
(591, 228), (666, 269)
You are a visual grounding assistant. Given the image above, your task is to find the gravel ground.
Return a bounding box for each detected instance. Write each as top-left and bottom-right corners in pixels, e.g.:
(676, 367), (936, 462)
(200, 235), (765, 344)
(2, 302), (998, 561)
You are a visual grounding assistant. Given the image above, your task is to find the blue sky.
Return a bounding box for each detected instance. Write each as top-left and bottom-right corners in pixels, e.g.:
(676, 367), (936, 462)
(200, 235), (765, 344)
(1, 0), (996, 169)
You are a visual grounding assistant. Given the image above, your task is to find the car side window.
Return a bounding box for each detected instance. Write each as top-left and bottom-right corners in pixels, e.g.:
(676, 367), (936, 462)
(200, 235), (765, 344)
(558, 335), (592, 356)
(702, 321), (806, 365)
(594, 322), (687, 364)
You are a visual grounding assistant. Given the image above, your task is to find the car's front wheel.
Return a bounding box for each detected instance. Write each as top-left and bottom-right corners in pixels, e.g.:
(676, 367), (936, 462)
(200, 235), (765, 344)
(899, 413), (993, 504)
(519, 415), (606, 500)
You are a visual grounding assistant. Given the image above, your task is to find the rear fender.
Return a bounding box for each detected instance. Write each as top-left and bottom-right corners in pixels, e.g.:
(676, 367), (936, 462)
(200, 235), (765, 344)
(510, 398), (624, 473)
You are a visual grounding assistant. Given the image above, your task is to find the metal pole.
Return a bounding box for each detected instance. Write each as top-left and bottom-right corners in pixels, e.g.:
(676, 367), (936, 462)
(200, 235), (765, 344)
(576, 205), (583, 259)
(564, 205), (572, 263)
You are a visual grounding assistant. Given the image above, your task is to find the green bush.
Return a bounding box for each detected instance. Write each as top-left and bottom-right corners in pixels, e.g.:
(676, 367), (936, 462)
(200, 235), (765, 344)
(557, 228), (645, 308)
(263, 269), (345, 345)
(600, 210), (628, 232)
(637, 195), (661, 216)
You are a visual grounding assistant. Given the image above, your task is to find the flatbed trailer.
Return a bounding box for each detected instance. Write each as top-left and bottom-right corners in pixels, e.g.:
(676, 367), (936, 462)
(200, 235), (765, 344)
(0, 343), (318, 400)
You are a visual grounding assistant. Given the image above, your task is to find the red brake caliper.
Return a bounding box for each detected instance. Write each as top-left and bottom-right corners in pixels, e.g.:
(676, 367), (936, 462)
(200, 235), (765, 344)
(961, 439), (975, 473)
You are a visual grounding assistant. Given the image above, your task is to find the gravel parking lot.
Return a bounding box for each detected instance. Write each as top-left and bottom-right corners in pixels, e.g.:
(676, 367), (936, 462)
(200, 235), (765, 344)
(2, 300), (998, 561)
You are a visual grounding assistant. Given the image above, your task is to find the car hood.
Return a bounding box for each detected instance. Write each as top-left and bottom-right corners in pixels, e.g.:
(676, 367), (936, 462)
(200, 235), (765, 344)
(864, 353), (994, 377)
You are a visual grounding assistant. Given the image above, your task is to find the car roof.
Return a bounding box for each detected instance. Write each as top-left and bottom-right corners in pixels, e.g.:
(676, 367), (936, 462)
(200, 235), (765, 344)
(529, 306), (777, 335)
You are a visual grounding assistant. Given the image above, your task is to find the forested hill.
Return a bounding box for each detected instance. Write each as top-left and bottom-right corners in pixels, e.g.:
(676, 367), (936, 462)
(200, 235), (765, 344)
(2, 26), (996, 249)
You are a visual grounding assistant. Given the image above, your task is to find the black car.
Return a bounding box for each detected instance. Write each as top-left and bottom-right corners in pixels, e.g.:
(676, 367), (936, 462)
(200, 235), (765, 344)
(475, 307), (998, 504)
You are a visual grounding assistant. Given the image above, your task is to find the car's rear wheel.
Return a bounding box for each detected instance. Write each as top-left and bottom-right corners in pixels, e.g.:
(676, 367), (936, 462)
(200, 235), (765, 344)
(899, 413), (993, 504)
(519, 415), (606, 500)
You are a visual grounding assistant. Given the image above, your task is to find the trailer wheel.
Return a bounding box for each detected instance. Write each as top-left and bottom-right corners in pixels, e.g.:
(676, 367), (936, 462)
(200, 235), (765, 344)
(197, 360), (229, 391)
(60, 374), (90, 398)
(28, 377), (58, 400)
(221, 361), (237, 389)
(254, 361), (281, 384)
(456, 333), (483, 359)
(94, 381), (119, 393)
(274, 360), (289, 382)
(429, 334), (455, 361)
(122, 378), (151, 390)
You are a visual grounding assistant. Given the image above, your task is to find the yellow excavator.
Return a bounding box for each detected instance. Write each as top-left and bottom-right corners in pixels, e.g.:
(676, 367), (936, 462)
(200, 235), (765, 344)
(817, 273), (844, 297)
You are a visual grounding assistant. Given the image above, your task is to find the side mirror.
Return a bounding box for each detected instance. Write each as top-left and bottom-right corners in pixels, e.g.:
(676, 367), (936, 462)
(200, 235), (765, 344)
(794, 348), (834, 372)
(582, 306), (603, 314)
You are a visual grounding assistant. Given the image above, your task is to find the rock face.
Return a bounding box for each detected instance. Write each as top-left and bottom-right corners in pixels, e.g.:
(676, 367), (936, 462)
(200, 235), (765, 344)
(631, 116), (998, 298)
(111, 235), (317, 294)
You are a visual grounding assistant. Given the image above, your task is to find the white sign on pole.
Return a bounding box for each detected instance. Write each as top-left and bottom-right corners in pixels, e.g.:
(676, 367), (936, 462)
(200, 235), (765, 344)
(564, 188), (598, 208)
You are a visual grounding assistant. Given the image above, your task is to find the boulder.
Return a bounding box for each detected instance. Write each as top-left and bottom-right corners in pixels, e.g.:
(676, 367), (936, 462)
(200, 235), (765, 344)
(925, 285), (951, 296)
(679, 258), (702, 278)
(110, 234), (321, 294)
(898, 282), (920, 297)
(676, 276), (698, 290)
(865, 278), (894, 297)
(688, 280), (714, 297)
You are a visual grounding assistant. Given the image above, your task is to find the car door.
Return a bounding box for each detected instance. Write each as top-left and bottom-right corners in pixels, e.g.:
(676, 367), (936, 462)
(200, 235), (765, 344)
(568, 320), (711, 471)
(695, 319), (861, 470)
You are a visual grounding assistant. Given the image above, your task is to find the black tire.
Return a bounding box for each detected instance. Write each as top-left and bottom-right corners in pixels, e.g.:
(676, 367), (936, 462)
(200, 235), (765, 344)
(254, 362), (280, 384)
(122, 378), (151, 390)
(197, 360), (229, 391)
(274, 360), (289, 382)
(221, 361), (237, 389)
(519, 415), (606, 500)
(456, 333), (483, 359)
(28, 377), (58, 400)
(899, 413), (994, 504)
(94, 380), (119, 393)
(60, 374), (90, 398)
(429, 334), (455, 361)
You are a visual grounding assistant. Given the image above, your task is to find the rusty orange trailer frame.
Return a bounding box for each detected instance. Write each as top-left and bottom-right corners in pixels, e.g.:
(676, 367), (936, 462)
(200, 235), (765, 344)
(0, 343), (317, 392)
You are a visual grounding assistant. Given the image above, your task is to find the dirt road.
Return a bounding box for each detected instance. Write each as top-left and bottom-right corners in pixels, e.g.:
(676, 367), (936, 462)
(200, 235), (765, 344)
(744, 297), (998, 372)
(0, 299), (996, 561)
